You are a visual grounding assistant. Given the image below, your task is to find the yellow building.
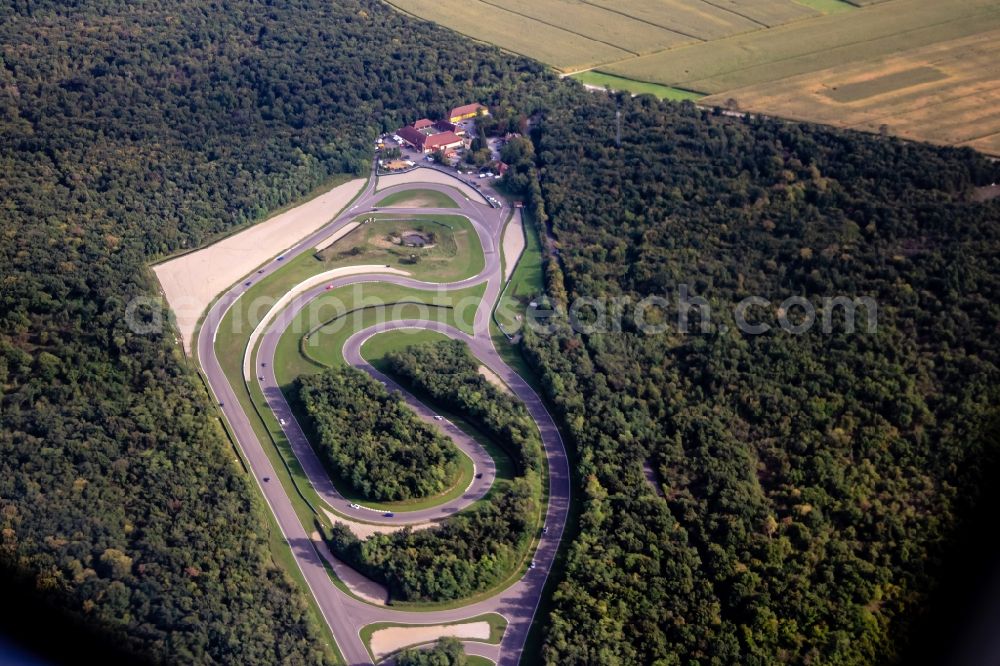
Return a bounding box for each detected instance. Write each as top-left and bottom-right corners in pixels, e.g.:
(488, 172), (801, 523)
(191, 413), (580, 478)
(449, 103), (489, 124)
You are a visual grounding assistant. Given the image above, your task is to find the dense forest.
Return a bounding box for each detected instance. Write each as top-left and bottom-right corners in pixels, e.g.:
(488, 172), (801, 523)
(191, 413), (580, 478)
(325, 341), (540, 602)
(386, 340), (543, 474)
(296, 367), (460, 501)
(0, 0), (557, 660)
(327, 475), (536, 601)
(517, 93), (1000, 664)
(4, 0), (1000, 661)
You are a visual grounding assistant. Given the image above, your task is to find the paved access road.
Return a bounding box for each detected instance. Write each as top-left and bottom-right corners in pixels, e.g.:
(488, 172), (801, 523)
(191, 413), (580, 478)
(197, 164), (570, 665)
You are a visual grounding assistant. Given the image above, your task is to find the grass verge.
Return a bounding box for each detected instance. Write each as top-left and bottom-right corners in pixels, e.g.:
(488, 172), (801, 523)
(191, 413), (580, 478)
(571, 71), (705, 100)
(794, 0), (856, 13)
(274, 282), (485, 382)
(375, 187), (461, 208)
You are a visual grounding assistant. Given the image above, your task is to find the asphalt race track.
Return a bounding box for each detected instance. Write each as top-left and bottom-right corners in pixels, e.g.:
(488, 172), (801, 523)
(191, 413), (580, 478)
(196, 164), (571, 665)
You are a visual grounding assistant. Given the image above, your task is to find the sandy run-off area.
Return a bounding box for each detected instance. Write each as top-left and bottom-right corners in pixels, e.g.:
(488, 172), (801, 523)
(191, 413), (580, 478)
(479, 365), (512, 395)
(502, 210), (525, 282)
(376, 168), (486, 204)
(369, 621), (491, 660)
(310, 531), (389, 605)
(321, 508), (433, 539)
(153, 177), (365, 352)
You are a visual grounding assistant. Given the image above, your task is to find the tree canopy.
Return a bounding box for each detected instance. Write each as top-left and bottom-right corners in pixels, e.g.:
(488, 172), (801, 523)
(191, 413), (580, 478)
(325, 341), (540, 602)
(520, 92), (1000, 664)
(0, 0), (557, 659)
(296, 367), (461, 502)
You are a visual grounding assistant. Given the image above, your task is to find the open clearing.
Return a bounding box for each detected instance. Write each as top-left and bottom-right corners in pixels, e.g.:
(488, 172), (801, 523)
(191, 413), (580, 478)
(318, 214), (485, 283)
(385, 0), (1000, 153)
(153, 177), (364, 352)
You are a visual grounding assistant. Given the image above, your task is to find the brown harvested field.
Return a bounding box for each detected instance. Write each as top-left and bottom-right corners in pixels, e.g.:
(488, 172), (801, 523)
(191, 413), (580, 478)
(478, 0), (693, 55)
(964, 134), (1000, 156)
(706, 0), (818, 26)
(603, 0), (1000, 94)
(386, 0), (631, 70)
(701, 28), (1000, 154)
(582, 0), (765, 41)
(388, 0), (822, 71)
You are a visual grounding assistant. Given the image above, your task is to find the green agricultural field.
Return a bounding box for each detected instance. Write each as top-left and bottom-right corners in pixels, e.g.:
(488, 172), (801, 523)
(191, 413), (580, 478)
(822, 66), (946, 103)
(794, 0), (856, 13)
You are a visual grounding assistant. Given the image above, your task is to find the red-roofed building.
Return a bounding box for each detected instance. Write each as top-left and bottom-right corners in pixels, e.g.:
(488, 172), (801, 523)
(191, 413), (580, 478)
(413, 118), (434, 130)
(433, 119), (461, 135)
(395, 124), (465, 153)
(449, 103), (489, 124)
(396, 125), (428, 150)
(423, 131), (464, 153)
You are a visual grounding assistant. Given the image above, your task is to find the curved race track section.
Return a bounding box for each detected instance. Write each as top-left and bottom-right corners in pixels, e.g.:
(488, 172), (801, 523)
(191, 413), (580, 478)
(197, 165), (570, 665)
